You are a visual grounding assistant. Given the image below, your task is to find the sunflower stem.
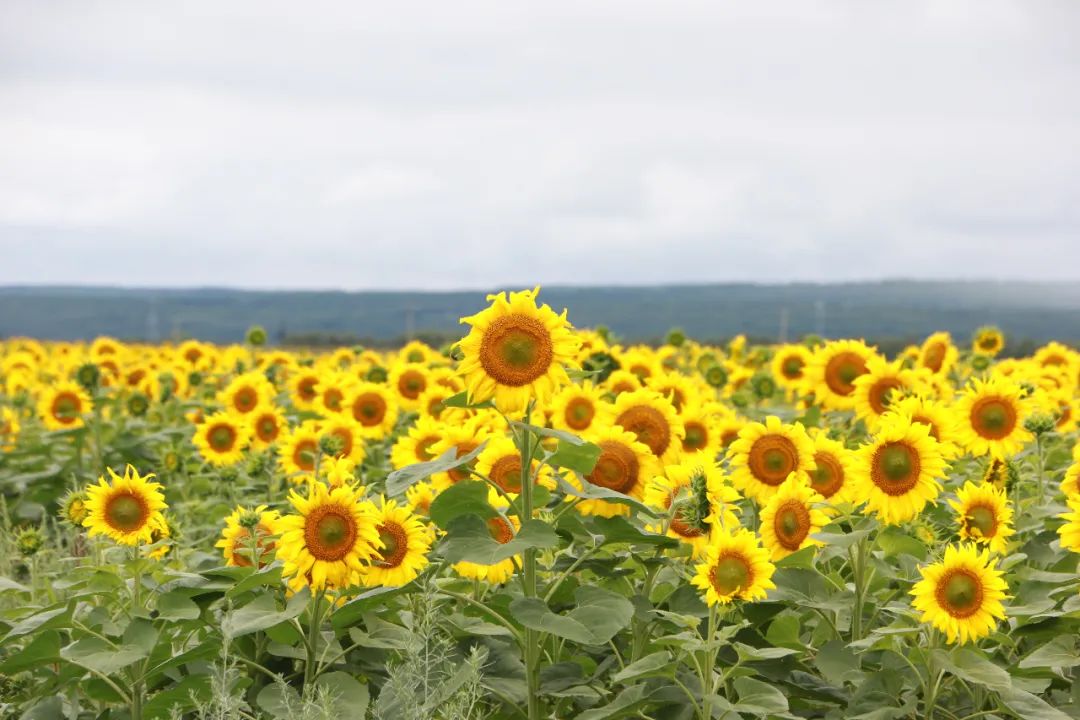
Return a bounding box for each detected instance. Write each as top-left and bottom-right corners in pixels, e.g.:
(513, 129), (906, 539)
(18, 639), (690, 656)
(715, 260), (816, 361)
(1035, 435), (1045, 509)
(303, 589), (325, 692)
(517, 402), (541, 720)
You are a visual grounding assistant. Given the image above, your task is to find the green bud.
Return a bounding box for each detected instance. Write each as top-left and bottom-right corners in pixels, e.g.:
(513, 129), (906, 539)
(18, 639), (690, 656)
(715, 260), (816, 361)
(319, 434), (345, 457)
(582, 351), (619, 383)
(246, 325), (268, 346)
(75, 363), (101, 392)
(665, 327), (687, 348)
(1024, 413), (1056, 436)
(126, 391), (150, 417)
(366, 365), (389, 383)
(970, 354), (991, 372)
(703, 364), (728, 389)
(16, 527), (45, 557)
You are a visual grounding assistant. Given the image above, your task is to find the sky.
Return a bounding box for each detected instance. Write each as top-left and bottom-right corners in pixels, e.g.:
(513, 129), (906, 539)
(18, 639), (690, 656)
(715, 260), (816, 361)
(1, 1), (1078, 290)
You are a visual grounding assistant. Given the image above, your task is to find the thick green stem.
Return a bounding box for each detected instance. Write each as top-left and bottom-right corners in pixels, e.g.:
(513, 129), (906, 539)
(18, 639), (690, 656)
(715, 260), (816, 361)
(303, 591), (325, 691)
(518, 404), (541, 720)
(1035, 435), (1045, 508)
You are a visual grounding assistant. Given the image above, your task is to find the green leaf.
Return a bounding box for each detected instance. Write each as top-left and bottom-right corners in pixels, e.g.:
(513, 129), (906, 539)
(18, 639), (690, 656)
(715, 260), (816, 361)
(815, 640), (863, 686)
(330, 586), (410, 630)
(932, 648), (1010, 691)
(2, 604), (71, 642)
(257, 682), (300, 720)
(143, 675), (213, 719)
(588, 516), (678, 548)
(734, 643), (799, 662)
(510, 586), (633, 646)
(0, 576), (30, 593)
(156, 590), (201, 621)
(610, 651), (672, 683)
(555, 473), (658, 517)
(439, 515), (559, 564)
(0, 630), (60, 673)
(548, 440), (602, 475)
(61, 637), (149, 675)
(876, 526), (927, 560)
(429, 480), (497, 529)
(1019, 636), (1080, 669)
(576, 684), (656, 720)
(314, 671), (370, 715)
(443, 391), (494, 410)
(386, 443), (488, 496)
(733, 676), (789, 715)
(999, 687), (1072, 720)
(222, 588), (309, 638)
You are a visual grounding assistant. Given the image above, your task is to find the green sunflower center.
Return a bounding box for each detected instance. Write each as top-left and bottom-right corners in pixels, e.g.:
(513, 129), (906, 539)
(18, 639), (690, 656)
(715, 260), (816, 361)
(317, 513), (349, 548)
(942, 571), (981, 614)
(711, 555), (750, 595)
(107, 493), (146, 531)
(967, 506), (996, 536)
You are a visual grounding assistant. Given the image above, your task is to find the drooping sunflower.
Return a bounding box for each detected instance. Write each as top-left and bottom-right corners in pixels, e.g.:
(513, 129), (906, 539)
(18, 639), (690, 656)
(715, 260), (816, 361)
(388, 363), (432, 412)
(954, 377), (1032, 459)
(278, 421), (321, 481)
(457, 287), (581, 413)
(390, 416), (445, 470)
(691, 528), (776, 606)
(572, 425), (661, 518)
(727, 415), (814, 504)
(911, 543), (1009, 644)
(83, 466), (168, 546)
(677, 402), (723, 462)
(475, 435), (555, 496)
(277, 482), (382, 592)
(612, 388), (685, 465)
(215, 505), (282, 567)
(807, 434), (856, 504)
(643, 463), (741, 556)
(759, 475), (831, 560)
(852, 357), (920, 429)
(249, 404), (287, 449)
(887, 395), (963, 458)
(452, 511), (520, 584)
(972, 327), (1005, 357)
(1058, 494), (1080, 553)
(806, 340), (876, 410)
(917, 332), (959, 377)
(193, 411), (252, 467)
(548, 381), (612, 436)
(359, 498), (432, 587)
(38, 381), (93, 431)
(948, 481), (1014, 554)
(218, 372), (274, 416)
(854, 415), (947, 525)
(771, 344), (813, 394)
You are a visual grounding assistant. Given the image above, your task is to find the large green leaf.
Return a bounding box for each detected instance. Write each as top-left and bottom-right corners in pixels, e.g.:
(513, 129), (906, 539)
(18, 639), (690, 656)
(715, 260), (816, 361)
(429, 480), (497, 529)
(733, 676), (790, 715)
(0, 630), (60, 673)
(999, 687), (1072, 720)
(932, 648), (1010, 691)
(61, 637), (149, 675)
(222, 588), (309, 638)
(386, 443), (488, 496)
(439, 515), (559, 564)
(1018, 636), (1080, 669)
(510, 586), (633, 646)
(314, 671), (370, 715)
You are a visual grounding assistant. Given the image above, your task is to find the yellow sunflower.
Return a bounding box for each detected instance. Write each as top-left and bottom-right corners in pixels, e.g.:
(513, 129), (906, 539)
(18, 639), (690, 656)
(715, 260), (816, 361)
(807, 340), (876, 411)
(83, 466), (168, 546)
(758, 475), (831, 560)
(911, 543), (1009, 644)
(474, 435), (555, 496)
(728, 415), (814, 504)
(193, 412), (252, 467)
(359, 498), (432, 587)
(691, 528), (776, 606)
(278, 422), (321, 481)
(249, 404), (287, 449)
(416, 385), (466, 424)
(388, 363), (432, 412)
(948, 481), (1014, 554)
(1062, 460), (1080, 498)
(215, 505), (282, 567)
(457, 287), (580, 413)
(646, 372), (704, 414)
(314, 371), (354, 417)
(677, 402), (723, 463)
(612, 388), (685, 465)
(38, 381), (93, 431)
(0, 407), (20, 450)
(571, 425), (661, 518)
(218, 372), (274, 416)
(954, 377), (1032, 459)
(854, 415), (947, 525)
(548, 381), (612, 436)
(277, 482), (382, 592)
(643, 463), (741, 556)
(429, 423), (492, 491)
(288, 368), (322, 411)
(321, 456), (361, 489)
(390, 416), (445, 470)
(1034, 342), (1079, 374)
(406, 481), (438, 517)
(1058, 494), (1080, 553)
(604, 369), (643, 396)
(972, 327), (1005, 357)
(918, 332), (959, 377)
(452, 512), (520, 585)
(886, 395), (963, 458)
(771, 344), (813, 394)
(807, 434), (856, 504)
(852, 357), (920, 429)
(318, 416), (366, 465)
(618, 347), (662, 383)
(398, 340), (436, 366)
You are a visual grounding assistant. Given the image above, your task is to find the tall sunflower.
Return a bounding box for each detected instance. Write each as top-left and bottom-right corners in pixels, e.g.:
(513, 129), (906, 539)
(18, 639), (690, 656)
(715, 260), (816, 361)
(83, 466), (168, 546)
(612, 388), (685, 465)
(457, 287), (580, 413)
(277, 482), (381, 592)
(955, 377), (1032, 459)
(359, 498), (432, 587)
(691, 528), (776, 606)
(728, 415), (814, 504)
(854, 415), (947, 525)
(215, 505), (281, 567)
(948, 481), (1014, 554)
(972, 327), (1005, 357)
(38, 381), (93, 431)
(193, 411), (252, 467)
(911, 543), (1009, 644)
(759, 476), (831, 560)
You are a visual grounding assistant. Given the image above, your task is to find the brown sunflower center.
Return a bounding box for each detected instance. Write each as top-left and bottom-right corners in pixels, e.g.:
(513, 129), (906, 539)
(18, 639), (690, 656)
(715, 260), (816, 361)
(936, 569), (984, 618)
(970, 397), (1016, 440)
(208, 424), (237, 452)
(51, 392), (81, 423)
(487, 516), (514, 544)
(304, 506), (357, 561)
(374, 522), (409, 568)
(924, 342), (947, 373)
(869, 378), (903, 415)
(351, 393), (387, 426)
(415, 436), (439, 462)
(871, 442), (921, 495)
(782, 357), (805, 379)
(747, 435), (799, 486)
(323, 388), (344, 412)
(328, 428), (354, 458)
(398, 370), (426, 399)
(911, 414), (941, 442)
(564, 397), (595, 431)
(710, 553), (751, 595)
(966, 505), (997, 537)
(773, 500), (811, 550)
(587, 440), (639, 494)
(234, 387), (259, 413)
(810, 451), (844, 498)
(298, 377), (318, 401)
(105, 492), (148, 532)
(256, 416), (279, 442)
(616, 405), (671, 457)
(293, 439), (317, 472)
(682, 421), (708, 452)
(448, 442), (480, 483)
(478, 314), (555, 387)
(488, 455), (523, 493)
(825, 352), (868, 396)
(979, 335), (998, 350)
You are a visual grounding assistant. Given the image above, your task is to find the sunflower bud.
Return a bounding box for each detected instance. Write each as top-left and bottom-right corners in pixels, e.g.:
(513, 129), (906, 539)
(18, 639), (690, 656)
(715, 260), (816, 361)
(970, 354), (991, 372)
(238, 509), (262, 530)
(319, 434), (345, 458)
(245, 451), (269, 476)
(60, 490), (89, 526)
(703, 364), (728, 389)
(582, 351), (618, 383)
(665, 327), (687, 348)
(1024, 413), (1056, 437)
(366, 366), (389, 383)
(219, 465), (240, 484)
(126, 391), (150, 417)
(16, 527), (45, 557)
(75, 363), (101, 393)
(246, 325), (268, 346)
(751, 373), (777, 401)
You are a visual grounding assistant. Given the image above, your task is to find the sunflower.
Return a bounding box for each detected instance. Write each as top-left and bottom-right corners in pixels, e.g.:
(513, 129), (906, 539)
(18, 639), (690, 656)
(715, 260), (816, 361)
(457, 287), (580, 413)
(429, 423), (492, 491)
(453, 511), (521, 584)
(887, 395), (963, 458)
(398, 340), (436, 366)
(918, 332), (958, 377)
(390, 416), (445, 470)
(388, 363), (432, 412)
(972, 327), (1005, 357)
(359, 498), (432, 587)
(289, 368), (323, 411)
(807, 340), (876, 410)
(948, 481), (1014, 554)
(911, 543), (1009, 644)
(38, 381), (93, 431)
(691, 528), (776, 606)
(0, 407), (19, 451)
(954, 377), (1032, 459)
(318, 416), (366, 465)
(643, 463), (741, 556)
(278, 422), (322, 482)
(548, 381), (612, 436)
(218, 372), (274, 416)
(771, 344), (813, 394)
(215, 505), (281, 567)
(618, 347), (661, 383)
(1062, 460), (1080, 498)
(406, 481), (438, 517)
(83, 466), (168, 546)
(759, 475), (831, 560)
(1034, 342), (1079, 373)
(475, 435), (555, 496)
(807, 434), (856, 504)
(193, 411), (252, 467)
(612, 388), (684, 465)
(415, 385), (465, 424)
(646, 372), (703, 414)
(852, 357), (920, 429)
(569, 425), (661, 518)
(321, 456), (361, 489)
(314, 371), (354, 417)
(1058, 494), (1080, 553)
(677, 402), (723, 462)
(716, 414), (747, 451)
(728, 416), (814, 504)
(277, 482), (382, 592)
(605, 369), (643, 396)
(854, 415), (947, 525)
(249, 404), (287, 448)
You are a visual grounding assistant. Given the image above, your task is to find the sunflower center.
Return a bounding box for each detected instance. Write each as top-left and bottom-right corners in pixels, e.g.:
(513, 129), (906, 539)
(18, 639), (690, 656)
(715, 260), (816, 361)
(774, 500), (811, 550)
(682, 422), (708, 452)
(587, 441), (639, 494)
(616, 405), (671, 457)
(52, 393), (81, 423)
(564, 397), (595, 431)
(871, 442), (921, 495)
(747, 435), (798, 486)
(323, 389), (344, 412)
(824, 352), (868, 396)
(979, 336), (997, 350)
(810, 452), (844, 498)
(234, 387), (258, 413)
(305, 507), (357, 561)
(710, 554), (751, 595)
(398, 370), (426, 399)
(209, 424), (237, 452)
(294, 439), (317, 472)
(782, 357), (805, 379)
(937, 570), (984, 618)
(374, 522), (409, 568)
(869, 379), (903, 415)
(105, 492), (148, 532)
(257, 417), (278, 442)
(971, 398), (1016, 440)
(487, 516), (514, 544)
(352, 393), (387, 426)
(489, 455), (523, 493)
(298, 377), (318, 401)
(966, 505), (997, 537)
(448, 442), (480, 483)
(478, 314), (555, 387)
(924, 343), (947, 373)
(416, 437), (439, 462)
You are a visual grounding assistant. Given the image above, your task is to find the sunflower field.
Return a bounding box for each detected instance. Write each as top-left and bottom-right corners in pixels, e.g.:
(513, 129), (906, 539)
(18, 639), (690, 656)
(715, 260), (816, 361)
(2, 288), (1080, 720)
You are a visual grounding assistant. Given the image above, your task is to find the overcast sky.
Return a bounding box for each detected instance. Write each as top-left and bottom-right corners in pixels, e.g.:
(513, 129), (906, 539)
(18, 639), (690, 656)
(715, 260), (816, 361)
(1, 1), (1078, 290)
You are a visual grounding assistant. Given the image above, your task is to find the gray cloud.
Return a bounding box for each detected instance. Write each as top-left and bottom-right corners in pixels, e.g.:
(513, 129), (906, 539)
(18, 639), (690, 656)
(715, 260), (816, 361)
(1, 0), (1078, 289)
